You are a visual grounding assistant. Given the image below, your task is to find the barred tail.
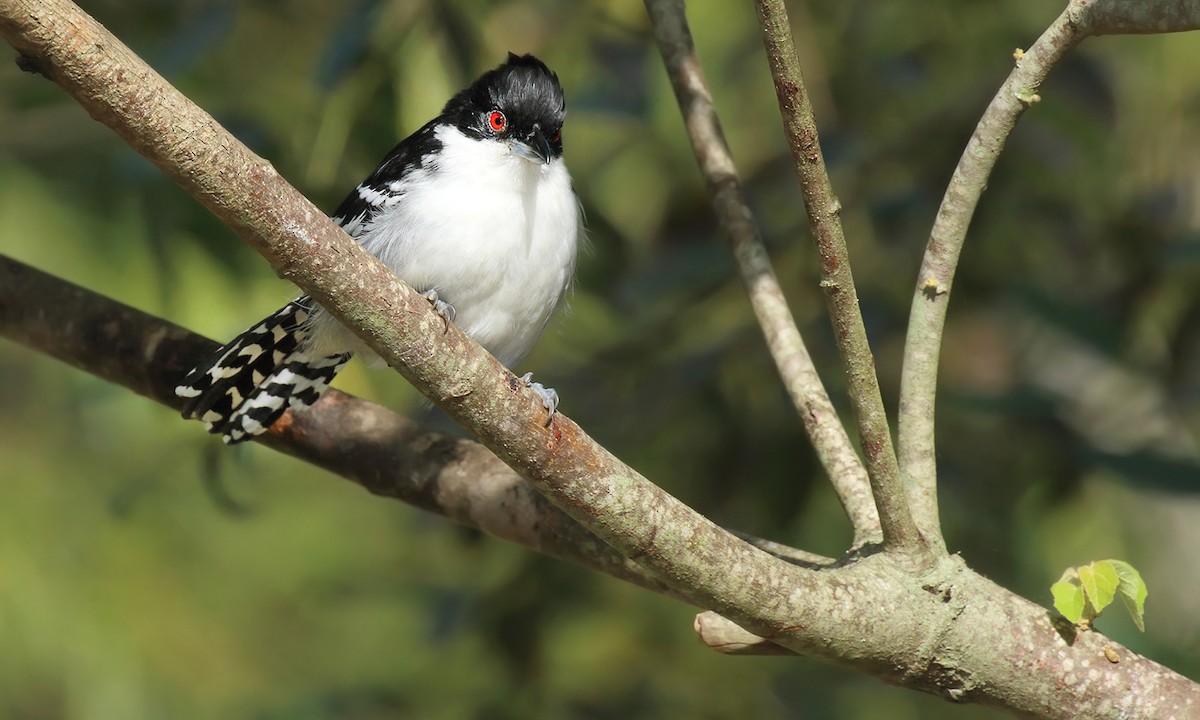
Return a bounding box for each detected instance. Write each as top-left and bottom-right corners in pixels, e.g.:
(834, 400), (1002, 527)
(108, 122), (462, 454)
(175, 299), (350, 444)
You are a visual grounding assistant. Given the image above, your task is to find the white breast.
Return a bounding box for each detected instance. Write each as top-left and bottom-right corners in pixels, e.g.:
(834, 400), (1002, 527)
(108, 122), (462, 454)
(307, 125), (581, 368)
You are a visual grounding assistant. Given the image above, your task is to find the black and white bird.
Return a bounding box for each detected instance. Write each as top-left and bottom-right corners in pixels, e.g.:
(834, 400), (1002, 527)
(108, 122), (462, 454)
(176, 53), (581, 443)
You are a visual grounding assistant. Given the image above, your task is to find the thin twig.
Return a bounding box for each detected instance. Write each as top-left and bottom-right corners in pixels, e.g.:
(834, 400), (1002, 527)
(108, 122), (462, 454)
(643, 0), (881, 548)
(896, 9), (1083, 550)
(750, 0), (922, 556)
(896, 0), (1200, 550)
(728, 531), (835, 569)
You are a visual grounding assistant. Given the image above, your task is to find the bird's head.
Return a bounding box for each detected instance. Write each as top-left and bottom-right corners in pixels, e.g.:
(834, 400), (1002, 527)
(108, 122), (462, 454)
(442, 53), (566, 166)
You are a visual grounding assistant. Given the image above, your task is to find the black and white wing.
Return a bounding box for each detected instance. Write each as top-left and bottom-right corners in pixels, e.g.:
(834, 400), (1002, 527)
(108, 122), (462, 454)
(175, 122), (442, 443)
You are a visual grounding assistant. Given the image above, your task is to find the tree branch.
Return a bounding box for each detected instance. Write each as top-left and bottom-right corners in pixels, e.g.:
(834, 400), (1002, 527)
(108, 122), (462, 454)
(0, 251), (845, 612)
(642, 0), (882, 549)
(750, 0), (925, 558)
(895, 0), (1200, 544)
(1077, 0), (1200, 35)
(4, 0), (1200, 715)
(0, 254), (684, 598)
(0, 0), (843, 654)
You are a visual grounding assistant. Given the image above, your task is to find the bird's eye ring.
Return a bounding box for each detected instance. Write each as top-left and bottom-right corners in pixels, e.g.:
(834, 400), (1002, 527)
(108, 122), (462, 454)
(488, 110), (506, 133)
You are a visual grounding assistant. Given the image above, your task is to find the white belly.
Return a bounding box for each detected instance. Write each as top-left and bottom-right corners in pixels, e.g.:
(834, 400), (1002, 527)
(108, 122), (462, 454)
(306, 125), (580, 368)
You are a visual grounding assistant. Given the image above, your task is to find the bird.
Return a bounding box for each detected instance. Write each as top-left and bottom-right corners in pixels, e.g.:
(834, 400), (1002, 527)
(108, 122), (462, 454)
(175, 53), (581, 443)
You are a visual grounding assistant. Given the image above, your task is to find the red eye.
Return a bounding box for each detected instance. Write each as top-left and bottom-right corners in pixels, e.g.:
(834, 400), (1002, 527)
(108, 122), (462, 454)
(550, 128), (561, 143)
(488, 110), (506, 132)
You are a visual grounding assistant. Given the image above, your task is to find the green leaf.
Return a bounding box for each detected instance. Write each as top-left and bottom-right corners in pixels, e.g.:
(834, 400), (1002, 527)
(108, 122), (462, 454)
(1078, 561), (1119, 616)
(1109, 560), (1148, 632)
(1052, 574), (1085, 624)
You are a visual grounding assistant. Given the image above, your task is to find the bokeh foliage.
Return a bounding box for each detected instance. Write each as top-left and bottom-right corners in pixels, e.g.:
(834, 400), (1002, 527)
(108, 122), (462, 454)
(1, 0), (1198, 718)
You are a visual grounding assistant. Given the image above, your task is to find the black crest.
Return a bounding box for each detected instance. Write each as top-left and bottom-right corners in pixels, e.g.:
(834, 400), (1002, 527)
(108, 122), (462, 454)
(442, 53), (566, 154)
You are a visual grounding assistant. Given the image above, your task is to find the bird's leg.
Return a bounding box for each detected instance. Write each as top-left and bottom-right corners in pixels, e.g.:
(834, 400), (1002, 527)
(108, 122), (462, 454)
(421, 289), (456, 332)
(519, 372), (559, 426)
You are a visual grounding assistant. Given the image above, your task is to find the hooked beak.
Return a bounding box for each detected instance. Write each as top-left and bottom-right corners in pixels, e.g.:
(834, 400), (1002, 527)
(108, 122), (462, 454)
(509, 127), (553, 165)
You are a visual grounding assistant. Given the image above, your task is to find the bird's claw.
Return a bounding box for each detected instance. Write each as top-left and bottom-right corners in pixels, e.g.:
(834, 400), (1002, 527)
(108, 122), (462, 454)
(421, 289), (456, 332)
(520, 372), (559, 426)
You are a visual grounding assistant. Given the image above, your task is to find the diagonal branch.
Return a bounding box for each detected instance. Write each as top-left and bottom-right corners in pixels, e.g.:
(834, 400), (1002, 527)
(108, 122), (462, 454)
(0, 0), (835, 649)
(5, 0), (1200, 714)
(0, 251), (842, 671)
(750, 0), (923, 557)
(643, 0), (882, 549)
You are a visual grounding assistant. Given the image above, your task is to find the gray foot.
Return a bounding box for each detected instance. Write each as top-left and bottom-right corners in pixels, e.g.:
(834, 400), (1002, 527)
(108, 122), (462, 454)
(520, 372), (559, 425)
(421, 289), (456, 330)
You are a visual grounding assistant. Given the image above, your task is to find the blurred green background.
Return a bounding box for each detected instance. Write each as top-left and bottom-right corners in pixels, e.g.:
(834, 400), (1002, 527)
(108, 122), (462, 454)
(2, 0), (1199, 718)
